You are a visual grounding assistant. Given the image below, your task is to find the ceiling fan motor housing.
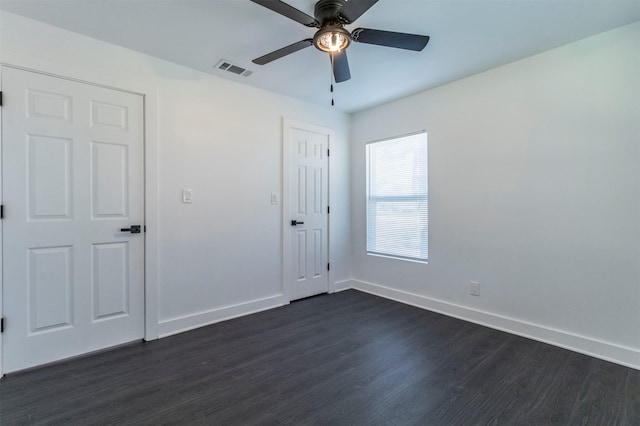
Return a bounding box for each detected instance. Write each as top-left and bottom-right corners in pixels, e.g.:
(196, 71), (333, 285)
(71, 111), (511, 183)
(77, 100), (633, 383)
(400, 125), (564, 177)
(314, 0), (348, 26)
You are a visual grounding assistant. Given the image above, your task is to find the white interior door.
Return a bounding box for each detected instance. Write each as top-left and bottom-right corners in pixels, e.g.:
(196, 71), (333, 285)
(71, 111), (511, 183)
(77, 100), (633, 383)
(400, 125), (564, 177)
(284, 120), (329, 301)
(2, 67), (144, 373)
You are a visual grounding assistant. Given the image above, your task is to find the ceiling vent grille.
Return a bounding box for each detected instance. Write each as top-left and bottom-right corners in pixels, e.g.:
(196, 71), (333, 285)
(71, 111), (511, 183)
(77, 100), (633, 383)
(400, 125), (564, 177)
(216, 60), (253, 77)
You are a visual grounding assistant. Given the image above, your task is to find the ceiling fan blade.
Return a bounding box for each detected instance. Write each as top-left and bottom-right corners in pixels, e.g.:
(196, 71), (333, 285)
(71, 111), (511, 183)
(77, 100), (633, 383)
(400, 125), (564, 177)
(253, 39), (313, 65)
(332, 50), (351, 83)
(250, 0), (318, 27)
(338, 0), (379, 24)
(352, 28), (430, 51)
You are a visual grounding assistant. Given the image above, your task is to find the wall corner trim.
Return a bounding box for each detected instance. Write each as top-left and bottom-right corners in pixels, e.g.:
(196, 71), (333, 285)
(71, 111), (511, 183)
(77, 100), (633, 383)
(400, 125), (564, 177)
(330, 279), (353, 293)
(351, 279), (640, 370)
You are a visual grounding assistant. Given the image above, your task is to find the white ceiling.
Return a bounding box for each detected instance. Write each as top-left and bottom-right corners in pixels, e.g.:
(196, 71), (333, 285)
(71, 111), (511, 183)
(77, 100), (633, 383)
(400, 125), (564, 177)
(2, 0), (640, 113)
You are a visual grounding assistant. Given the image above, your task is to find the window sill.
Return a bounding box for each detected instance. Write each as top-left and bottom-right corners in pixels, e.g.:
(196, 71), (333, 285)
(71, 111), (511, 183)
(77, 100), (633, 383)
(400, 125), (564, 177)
(366, 252), (429, 265)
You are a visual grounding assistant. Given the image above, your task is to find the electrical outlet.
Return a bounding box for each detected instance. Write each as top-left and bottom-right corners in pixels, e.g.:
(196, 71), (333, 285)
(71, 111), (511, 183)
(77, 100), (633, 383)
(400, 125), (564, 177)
(469, 281), (480, 296)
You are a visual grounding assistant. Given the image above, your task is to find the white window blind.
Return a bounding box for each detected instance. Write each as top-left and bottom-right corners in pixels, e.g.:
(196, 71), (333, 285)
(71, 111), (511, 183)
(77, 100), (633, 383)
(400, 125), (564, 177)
(366, 132), (428, 261)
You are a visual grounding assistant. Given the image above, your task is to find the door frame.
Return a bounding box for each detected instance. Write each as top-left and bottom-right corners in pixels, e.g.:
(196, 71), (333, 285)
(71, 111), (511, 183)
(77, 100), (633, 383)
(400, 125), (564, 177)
(0, 61), (160, 377)
(282, 118), (332, 302)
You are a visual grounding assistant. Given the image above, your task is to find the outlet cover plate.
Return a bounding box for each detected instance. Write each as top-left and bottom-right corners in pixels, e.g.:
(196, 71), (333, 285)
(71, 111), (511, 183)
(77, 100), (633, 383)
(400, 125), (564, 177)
(469, 281), (480, 296)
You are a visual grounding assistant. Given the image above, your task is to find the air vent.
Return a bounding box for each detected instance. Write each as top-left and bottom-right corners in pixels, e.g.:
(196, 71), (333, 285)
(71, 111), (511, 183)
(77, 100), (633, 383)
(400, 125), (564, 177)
(216, 60), (253, 77)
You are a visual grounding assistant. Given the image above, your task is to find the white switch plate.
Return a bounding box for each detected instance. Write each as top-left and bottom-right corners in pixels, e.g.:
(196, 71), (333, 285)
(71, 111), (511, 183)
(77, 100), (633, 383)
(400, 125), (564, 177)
(270, 193), (278, 205)
(469, 281), (480, 296)
(182, 189), (193, 204)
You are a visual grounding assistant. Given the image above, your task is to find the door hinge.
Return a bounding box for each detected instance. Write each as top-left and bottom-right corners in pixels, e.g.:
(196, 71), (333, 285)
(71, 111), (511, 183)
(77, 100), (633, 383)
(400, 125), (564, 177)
(144, 225), (147, 232)
(1, 317), (5, 333)
(0, 91), (3, 107)
(327, 206), (330, 214)
(0, 204), (4, 219)
(327, 263), (330, 271)
(327, 149), (330, 157)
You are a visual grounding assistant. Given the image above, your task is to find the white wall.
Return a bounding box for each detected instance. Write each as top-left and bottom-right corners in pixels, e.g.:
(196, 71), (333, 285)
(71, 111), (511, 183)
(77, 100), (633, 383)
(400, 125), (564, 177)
(0, 11), (352, 339)
(350, 22), (640, 368)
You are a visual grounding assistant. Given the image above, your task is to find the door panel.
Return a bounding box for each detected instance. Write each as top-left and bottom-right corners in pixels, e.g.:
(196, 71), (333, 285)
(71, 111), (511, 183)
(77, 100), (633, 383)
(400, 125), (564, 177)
(286, 124), (329, 301)
(27, 89), (72, 121)
(296, 230), (307, 279)
(2, 67), (144, 373)
(28, 134), (73, 219)
(28, 245), (74, 333)
(92, 141), (129, 217)
(92, 242), (129, 320)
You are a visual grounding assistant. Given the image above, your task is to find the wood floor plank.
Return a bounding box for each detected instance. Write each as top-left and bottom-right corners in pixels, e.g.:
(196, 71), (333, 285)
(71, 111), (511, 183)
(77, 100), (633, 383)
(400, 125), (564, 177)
(0, 290), (638, 425)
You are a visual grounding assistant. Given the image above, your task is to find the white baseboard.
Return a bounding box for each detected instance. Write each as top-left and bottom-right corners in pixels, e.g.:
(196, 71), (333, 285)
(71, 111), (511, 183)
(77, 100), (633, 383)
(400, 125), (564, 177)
(351, 279), (640, 370)
(330, 280), (352, 293)
(158, 294), (288, 338)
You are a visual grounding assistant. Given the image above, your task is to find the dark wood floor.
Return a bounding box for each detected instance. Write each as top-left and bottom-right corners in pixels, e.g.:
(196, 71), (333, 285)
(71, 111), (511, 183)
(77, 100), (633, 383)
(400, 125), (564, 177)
(1, 290), (638, 425)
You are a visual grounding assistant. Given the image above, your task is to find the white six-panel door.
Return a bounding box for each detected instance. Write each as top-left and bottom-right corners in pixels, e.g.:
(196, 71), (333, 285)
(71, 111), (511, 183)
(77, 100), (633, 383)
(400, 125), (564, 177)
(2, 67), (144, 373)
(285, 120), (329, 301)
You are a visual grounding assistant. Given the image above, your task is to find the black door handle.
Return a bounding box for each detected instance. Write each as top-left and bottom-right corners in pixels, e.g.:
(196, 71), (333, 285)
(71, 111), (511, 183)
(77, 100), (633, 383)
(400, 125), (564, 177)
(291, 220), (305, 226)
(120, 225), (141, 234)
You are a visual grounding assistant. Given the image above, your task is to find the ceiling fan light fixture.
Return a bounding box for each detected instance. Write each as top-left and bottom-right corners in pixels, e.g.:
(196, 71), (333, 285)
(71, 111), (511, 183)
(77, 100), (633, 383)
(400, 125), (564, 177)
(314, 26), (351, 52)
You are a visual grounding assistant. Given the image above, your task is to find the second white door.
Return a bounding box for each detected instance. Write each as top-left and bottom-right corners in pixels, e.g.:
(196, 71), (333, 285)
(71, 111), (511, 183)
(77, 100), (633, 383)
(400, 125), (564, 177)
(285, 120), (329, 301)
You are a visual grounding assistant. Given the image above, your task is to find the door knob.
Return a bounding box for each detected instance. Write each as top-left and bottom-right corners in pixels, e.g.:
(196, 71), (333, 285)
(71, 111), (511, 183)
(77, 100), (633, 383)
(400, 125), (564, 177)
(290, 220), (305, 226)
(120, 225), (141, 234)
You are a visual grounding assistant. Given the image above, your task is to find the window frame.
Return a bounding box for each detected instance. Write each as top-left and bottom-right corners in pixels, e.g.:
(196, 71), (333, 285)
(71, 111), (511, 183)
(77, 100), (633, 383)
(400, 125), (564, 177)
(365, 131), (428, 263)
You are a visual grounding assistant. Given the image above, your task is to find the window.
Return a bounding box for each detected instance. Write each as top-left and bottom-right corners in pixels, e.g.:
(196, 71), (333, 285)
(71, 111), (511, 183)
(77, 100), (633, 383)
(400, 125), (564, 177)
(366, 132), (428, 262)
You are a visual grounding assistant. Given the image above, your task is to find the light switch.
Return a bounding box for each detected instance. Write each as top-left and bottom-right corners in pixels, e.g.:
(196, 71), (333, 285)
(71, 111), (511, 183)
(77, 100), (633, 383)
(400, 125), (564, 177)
(270, 193), (278, 205)
(182, 189), (193, 204)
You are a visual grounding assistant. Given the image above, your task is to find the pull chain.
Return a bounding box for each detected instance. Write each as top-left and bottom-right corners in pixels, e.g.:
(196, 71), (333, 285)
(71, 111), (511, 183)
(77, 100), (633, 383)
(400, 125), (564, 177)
(330, 52), (335, 106)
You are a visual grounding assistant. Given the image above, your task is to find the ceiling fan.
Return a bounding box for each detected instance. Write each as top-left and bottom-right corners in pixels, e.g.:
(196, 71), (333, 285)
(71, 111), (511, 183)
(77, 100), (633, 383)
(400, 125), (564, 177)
(250, 0), (430, 83)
